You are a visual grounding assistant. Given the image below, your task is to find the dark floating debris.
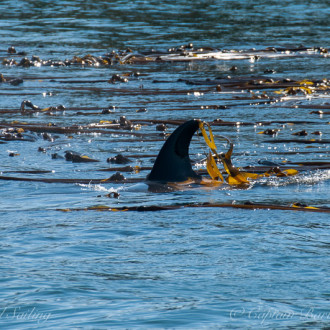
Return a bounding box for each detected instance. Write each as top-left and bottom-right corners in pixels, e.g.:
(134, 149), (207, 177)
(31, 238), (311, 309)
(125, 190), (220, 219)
(0, 127), (36, 142)
(8, 78), (23, 86)
(292, 130), (308, 136)
(20, 100), (66, 116)
(65, 151), (99, 163)
(51, 153), (63, 159)
(7, 46), (16, 54)
(109, 74), (128, 84)
(258, 129), (279, 135)
(156, 124), (167, 131)
(257, 160), (281, 167)
(38, 147), (46, 153)
(101, 105), (116, 114)
(0, 74), (23, 85)
(42, 133), (53, 141)
(100, 165), (152, 173)
(136, 108), (147, 113)
(20, 100), (40, 114)
(101, 109), (112, 114)
(106, 172), (126, 182)
(19, 57), (33, 67)
(309, 110), (330, 115)
(119, 116), (133, 129)
(100, 165), (136, 172)
(264, 69), (276, 74)
(105, 191), (120, 198)
(107, 154), (130, 164)
(8, 152), (19, 157)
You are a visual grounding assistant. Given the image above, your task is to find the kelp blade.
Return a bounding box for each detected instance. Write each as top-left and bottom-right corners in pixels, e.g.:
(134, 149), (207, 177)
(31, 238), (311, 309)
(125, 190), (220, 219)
(206, 152), (224, 182)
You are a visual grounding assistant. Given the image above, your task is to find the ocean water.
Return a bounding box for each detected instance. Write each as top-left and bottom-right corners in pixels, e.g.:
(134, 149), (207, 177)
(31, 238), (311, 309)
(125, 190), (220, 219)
(0, 0), (329, 328)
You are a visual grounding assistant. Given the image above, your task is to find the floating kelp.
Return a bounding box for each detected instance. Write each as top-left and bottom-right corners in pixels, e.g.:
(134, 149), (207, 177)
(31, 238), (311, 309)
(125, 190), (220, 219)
(241, 162), (330, 172)
(99, 165), (151, 173)
(0, 170), (52, 174)
(197, 121), (299, 185)
(258, 129), (279, 135)
(64, 151), (99, 163)
(3, 116), (318, 133)
(0, 127), (37, 142)
(107, 154), (131, 164)
(57, 201), (330, 213)
(0, 73), (23, 85)
(121, 46), (328, 64)
(0, 119), (309, 186)
(0, 121), (149, 137)
(2, 46), (328, 68)
(20, 100), (66, 115)
(264, 139), (330, 144)
(1, 117), (328, 184)
(0, 175), (141, 184)
(1, 43), (329, 216)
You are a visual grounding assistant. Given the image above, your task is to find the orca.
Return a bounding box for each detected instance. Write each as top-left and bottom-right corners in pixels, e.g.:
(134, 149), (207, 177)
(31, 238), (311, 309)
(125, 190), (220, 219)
(147, 119), (201, 183)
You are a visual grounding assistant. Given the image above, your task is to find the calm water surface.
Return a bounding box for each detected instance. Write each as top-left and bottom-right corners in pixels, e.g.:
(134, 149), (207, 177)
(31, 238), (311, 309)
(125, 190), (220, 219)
(0, 0), (329, 328)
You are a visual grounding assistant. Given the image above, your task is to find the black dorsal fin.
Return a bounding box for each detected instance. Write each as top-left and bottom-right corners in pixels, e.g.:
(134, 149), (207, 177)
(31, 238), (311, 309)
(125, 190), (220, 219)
(147, 119), (201, 182)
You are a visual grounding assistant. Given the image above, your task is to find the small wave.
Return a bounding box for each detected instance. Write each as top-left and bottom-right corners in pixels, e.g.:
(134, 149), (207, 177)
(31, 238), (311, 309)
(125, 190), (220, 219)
(265, 169), (330, 187)
(77, 183), (122, 193)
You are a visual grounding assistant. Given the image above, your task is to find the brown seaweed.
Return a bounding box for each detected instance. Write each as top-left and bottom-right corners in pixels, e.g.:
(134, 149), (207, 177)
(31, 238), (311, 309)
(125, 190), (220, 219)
(57, 202), (330, 213)
(264, 139), (330, 144)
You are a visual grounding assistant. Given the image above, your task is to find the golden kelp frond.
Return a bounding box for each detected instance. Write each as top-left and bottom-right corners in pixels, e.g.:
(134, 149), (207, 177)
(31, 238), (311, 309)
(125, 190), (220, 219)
(291, 202), (319, 210)
(198, 120), (299, 185)
(198, 121), (217, 152)
(275, 168), (299, 177)
(298, 79), (314, 85)
(206, 151), (224, 182)
(281, 86), (314, 95)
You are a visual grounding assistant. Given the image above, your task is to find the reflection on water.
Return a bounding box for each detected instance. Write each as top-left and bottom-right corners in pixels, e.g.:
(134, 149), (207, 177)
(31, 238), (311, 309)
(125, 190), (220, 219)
(0, 0), (329, 328)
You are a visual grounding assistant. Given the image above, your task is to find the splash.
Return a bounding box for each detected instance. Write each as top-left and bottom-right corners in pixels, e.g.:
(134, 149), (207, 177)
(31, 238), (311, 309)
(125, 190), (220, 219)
(77, 183), (122, 193)
(265, 169), (330, 187)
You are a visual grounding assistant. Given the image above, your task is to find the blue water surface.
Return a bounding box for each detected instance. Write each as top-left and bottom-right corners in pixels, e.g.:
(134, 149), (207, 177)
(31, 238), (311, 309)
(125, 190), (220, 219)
(0, 0), (329, 328)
